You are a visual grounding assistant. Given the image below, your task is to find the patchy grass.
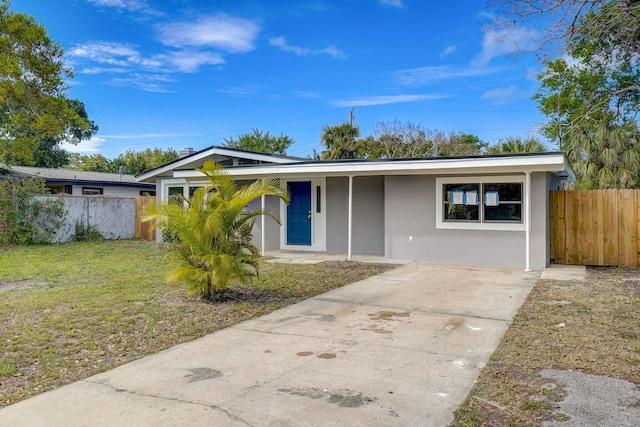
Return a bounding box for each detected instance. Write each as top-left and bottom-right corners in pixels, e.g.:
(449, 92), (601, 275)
(451, 267), (640, 427)
(0, 240), (395, 408)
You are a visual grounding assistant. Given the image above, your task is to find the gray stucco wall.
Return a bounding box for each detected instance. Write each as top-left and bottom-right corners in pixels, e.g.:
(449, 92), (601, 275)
(37, 195), (135, 242)
(326, 176), (385, 255)
(249, 195), (282, 250)
(384, 173), (550, 269)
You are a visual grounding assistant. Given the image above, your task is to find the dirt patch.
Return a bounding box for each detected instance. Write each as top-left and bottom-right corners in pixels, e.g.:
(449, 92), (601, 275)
(0, 281), (48, 293)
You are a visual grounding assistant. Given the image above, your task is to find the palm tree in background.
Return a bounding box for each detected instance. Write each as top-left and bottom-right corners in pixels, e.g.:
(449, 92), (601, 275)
(320, 122), (361, 159)
(563, 119), (640, 189)
(487, 136), (548, 154)
(142, 160), (289, 300)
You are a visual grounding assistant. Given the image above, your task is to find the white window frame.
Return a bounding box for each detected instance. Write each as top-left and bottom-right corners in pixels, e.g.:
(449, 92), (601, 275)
(435, 175), (526, 231)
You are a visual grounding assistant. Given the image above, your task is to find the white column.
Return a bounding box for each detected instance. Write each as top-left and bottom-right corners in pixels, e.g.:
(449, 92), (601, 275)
(261, 194), (266, 257)
(348, 175), (353, 261)
(525, 171), (531, 271)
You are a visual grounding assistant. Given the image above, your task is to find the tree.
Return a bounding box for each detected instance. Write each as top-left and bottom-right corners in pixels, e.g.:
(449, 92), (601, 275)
(369, 121), (432, 158)
(142, 160), (289, 300)
(320, 122), (361, 160)
(563, 118), (640, 189)
(492, 1), (640, 129)
(487, 136), (548, 154)
(223, 129), (294, 155)
(0, 1), (95, 166)
(433, 132), (487, 157)
(31, 100), (99, 168)
(67, 153), (112, 172)
(68, 148), (179, 175)
(111, 148), (179, 175)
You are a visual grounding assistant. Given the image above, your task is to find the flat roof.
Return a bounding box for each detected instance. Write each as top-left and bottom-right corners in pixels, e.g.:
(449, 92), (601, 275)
(167, 152), (575, 181)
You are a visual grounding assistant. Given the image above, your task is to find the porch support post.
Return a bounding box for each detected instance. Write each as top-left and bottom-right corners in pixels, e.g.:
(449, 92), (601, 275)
(347, 175), (353, 261)
(261, 193), (266, 257)
(525, 171), (531, 271)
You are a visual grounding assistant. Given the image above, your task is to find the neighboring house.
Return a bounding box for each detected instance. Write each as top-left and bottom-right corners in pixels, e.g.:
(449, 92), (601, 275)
(137, 146), (575, 270)
(6, 165), (156, 197)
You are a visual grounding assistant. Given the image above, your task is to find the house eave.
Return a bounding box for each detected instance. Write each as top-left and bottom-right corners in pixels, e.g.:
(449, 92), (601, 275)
(136, 146), (304, 183)
(171, 153), (574, 181)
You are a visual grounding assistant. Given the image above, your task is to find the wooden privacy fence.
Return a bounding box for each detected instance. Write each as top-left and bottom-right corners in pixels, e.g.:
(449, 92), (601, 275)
(550, 190), (640, 267)
(135, 196), (156, 241)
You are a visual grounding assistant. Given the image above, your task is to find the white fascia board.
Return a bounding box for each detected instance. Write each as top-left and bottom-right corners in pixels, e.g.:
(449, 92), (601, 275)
(172, 153), (570, 179)
(136, 147), (298, 182)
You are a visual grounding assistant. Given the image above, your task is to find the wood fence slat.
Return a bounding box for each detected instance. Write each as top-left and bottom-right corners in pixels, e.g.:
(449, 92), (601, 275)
(135, 196), (156, 241)
(550, 189), (640, 268)
(552, 190), (566, 264)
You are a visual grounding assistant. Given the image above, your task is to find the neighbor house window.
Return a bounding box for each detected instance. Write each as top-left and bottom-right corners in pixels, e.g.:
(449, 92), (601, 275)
(167, 185), (185, 204)
(436, 176), (525, 231)
(82, 187), (103, 195)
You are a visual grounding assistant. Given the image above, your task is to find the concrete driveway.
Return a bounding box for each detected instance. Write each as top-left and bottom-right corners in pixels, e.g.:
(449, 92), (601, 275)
(0, 262), (540, 427)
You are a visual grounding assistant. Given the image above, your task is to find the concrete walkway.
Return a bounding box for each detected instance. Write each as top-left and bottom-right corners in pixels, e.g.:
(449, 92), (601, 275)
(0, 262), (542, 427)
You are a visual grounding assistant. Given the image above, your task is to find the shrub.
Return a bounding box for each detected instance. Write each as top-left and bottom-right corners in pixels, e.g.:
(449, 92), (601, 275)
(142, 161), (289, 300)
(0, 176), (66, 245)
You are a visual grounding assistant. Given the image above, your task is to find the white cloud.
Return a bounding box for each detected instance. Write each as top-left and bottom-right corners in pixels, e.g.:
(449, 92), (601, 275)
(472, 28), (535, 67)
(332, 94), (450, 107)
(379, 0), (404, 8)
(156, 14), (259, 53)
(269, 36), (346, 59)
(440, 45), (456, 58)
(87, 0), (158, 14)
(107, 74), (176, 92)
(68, 42), (142, 67)
(81, 66), (128, 74)
(218, 84), (263, 97)
(159, 50), (225, 73)
(394, 65), (498, 86)
(481, 85), (518, 105)
(68, 41), (224, 76)
(60, 137), (104, 154)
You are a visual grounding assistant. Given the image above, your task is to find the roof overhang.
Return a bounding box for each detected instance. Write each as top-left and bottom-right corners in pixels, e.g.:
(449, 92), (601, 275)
(169, 153), (575, 181)
(136, 146), (303, 183)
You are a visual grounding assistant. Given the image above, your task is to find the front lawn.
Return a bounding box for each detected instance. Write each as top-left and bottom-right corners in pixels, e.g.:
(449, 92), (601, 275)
(0, 240), (394, 407)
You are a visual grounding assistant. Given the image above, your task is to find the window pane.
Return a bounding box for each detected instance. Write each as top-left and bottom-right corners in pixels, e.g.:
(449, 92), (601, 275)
(168, 186), (183, 196)
(484, 183), (522, 201)
(483, 183), (522, 222)
(443, 183), (479, 221)
(485, 204), (522, 221)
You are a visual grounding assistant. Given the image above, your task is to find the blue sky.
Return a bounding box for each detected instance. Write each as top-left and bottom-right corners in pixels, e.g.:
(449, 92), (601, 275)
(11, 0), (548, 159)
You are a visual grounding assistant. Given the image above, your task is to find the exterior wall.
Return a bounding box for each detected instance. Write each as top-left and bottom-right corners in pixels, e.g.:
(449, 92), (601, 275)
(249, 195), (282, 250)
(37, 195), (136, 242)
(326, 176), (385, 255)
(384, 173), (550, 269)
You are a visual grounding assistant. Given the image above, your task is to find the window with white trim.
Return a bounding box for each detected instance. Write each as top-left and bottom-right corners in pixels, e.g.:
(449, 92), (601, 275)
(436, 176), (525, 231)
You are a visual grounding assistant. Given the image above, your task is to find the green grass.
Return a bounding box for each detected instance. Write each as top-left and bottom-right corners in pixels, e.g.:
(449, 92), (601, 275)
(451, 267), (640, 426)
(0, 240), (395, 407)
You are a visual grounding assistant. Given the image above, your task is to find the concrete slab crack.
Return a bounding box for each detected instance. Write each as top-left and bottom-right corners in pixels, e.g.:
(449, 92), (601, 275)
(84, 379), (255, 426)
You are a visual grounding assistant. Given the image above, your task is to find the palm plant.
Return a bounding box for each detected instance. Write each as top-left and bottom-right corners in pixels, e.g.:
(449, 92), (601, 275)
(564, 119), (640, 189)
(487, 136), (548, 154)
(142, 160), (289, 300)
(320, 122), (361, 159)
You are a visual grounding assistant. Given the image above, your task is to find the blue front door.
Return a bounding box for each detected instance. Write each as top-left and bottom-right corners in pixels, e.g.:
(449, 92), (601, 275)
(287, 181), (312, 245)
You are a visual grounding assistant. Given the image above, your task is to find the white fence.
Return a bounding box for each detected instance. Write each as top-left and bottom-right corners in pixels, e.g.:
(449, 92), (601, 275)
(36, 195), (136, 242)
